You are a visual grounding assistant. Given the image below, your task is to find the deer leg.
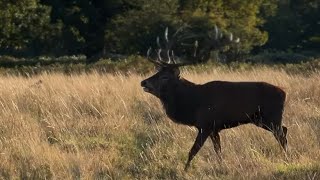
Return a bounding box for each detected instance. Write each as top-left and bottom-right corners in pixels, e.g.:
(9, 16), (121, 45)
(260, 123), (288, 152)
(184, 128), (211, 171)
(257, 107), (287, 152)
(275, 125), (288, 152)
(210, 132), (222, 161)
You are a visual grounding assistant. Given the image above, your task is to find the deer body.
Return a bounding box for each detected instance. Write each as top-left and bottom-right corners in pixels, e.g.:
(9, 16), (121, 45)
(160, 79), (286, 130)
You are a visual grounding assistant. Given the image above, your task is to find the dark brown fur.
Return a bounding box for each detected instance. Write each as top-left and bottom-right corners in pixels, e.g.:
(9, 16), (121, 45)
(141, 66), (288, 170)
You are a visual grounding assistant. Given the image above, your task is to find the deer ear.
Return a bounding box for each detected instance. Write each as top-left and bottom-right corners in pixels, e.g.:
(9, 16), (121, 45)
(155, 65), (162, 71)
(173, 67), (180, 77)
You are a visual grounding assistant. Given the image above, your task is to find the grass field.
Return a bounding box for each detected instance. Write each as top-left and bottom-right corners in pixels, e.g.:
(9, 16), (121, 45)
(0, 66), (319, 179)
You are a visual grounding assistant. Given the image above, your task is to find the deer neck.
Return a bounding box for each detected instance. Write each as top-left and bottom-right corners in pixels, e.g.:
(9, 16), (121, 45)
(159, 78), (197, 122)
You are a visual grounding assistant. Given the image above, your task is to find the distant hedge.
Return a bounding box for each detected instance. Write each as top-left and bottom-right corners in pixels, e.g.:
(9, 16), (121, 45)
(0, 55), (319, 77)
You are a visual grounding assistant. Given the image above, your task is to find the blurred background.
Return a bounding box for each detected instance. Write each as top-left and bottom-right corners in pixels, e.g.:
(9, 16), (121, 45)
(0, 0), (319, 72)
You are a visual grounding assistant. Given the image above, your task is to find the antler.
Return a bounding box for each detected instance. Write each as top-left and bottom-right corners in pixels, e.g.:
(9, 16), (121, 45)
(147, 26), (187, 67)
(147, 25), (240, 67)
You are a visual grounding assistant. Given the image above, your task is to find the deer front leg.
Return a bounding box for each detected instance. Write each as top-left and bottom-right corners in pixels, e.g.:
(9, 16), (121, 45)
(185, 128), (211, 171)
(210, 132), (222, 161)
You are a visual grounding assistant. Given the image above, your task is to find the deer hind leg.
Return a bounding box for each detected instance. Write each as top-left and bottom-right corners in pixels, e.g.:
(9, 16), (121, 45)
(258, 123), (288, 152)
(185, 128), (211, 171)
(210, 132), (222, 161)
(257, 103), (288, 152)
(275, 125), (288, 152)
(259, 116), (288, 152)
(272, 111), (287, 152)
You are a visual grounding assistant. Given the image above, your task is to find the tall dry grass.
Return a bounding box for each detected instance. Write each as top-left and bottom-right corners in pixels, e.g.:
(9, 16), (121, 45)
(0, 67), (319, 179)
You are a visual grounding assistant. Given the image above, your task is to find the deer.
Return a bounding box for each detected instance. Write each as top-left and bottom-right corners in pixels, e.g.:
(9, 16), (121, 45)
(140, 26), (288, 170)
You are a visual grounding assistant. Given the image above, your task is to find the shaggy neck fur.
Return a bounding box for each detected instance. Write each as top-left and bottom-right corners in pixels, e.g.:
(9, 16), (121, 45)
(159, 78), (198, 126)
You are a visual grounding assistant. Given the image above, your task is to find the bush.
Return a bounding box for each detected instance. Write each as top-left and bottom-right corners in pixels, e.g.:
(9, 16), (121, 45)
(0, 55), (320, 77)
(247, 51), (313, 64)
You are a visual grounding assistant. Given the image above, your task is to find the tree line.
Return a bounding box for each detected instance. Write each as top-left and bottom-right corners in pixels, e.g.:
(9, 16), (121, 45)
(0, 0), (319, 62)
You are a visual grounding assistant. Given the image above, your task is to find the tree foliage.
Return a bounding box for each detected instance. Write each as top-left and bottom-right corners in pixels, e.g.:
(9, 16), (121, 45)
(40, 0), (127, 56)
(0, 0), (61, 56)
(263, 0), (320, 51)
(0, 0), (318, 62)
(105, 0), (181, 54)
(106, 0), (278, 61)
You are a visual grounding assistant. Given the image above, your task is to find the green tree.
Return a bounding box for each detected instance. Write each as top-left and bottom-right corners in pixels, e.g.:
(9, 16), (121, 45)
(106, 0), (278, 61)
(41, 0), (138, 58)
(0, 0), (61, 56)
(179, 0), (278, 53)
(262, 0), (320, 51)
(105, 0), (180, 55)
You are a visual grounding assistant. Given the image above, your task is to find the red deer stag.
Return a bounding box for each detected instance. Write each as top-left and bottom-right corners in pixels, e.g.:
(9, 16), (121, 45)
(140, 27), (287, 170)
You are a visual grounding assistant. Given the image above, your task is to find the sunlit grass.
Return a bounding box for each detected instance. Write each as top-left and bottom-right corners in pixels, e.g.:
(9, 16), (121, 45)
(0, 67), (319, 179)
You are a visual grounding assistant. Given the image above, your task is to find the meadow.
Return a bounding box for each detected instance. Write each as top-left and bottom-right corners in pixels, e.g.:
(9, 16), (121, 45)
(0, 65), (319, 179)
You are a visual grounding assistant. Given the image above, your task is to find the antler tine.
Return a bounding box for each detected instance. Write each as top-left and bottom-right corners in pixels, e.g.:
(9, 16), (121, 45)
(229, 33), (233, 41)
(164, 29), (178, 61)
(165, 27), (169, 43)
(157, 48), (163, 62)
(171, 50), (176, 64)
(172, 25), (190, 38)
(164, 27), (176, 64)
(214, 25), (219, 40)
(146, 47), (163, 66)
(155, 35), (171, 65)
(167, 49), (172, 64)
(193, 40), (199, 57)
